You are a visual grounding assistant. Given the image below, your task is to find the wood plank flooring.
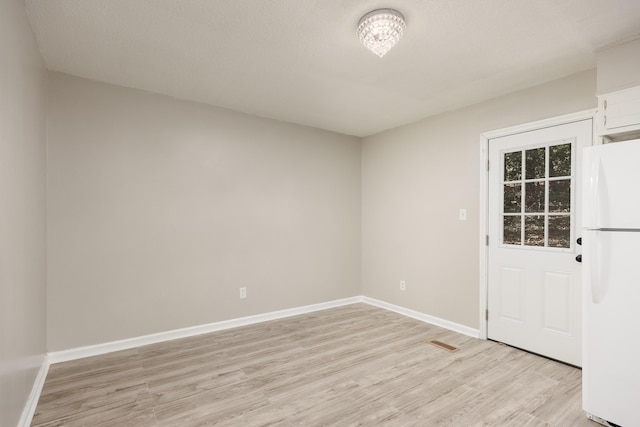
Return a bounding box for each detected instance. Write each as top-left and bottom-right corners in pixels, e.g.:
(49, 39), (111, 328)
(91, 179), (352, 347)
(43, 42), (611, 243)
(31, 303), (593, 426)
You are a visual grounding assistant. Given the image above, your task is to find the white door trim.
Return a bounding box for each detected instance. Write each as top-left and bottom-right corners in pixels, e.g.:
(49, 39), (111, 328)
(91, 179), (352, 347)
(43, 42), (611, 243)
(478, 109), (596, 339)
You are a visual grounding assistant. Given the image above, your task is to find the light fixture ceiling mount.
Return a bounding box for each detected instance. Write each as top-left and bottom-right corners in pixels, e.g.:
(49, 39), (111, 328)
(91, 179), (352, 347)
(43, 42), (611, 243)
(357, 8), (406, 58)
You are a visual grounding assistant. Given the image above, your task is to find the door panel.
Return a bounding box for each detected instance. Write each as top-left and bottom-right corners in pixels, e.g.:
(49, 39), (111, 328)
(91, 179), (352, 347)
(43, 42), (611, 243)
(487, 119), (592, 366)
(500, 267), (524, 322)
(542, 271), (571, 334)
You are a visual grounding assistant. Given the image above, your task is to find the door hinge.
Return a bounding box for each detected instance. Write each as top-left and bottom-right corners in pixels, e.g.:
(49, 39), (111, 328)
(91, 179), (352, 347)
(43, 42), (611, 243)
(485, 309), (489, 321)
(486, 235), (489, 246)
(486, 159), (490, 172)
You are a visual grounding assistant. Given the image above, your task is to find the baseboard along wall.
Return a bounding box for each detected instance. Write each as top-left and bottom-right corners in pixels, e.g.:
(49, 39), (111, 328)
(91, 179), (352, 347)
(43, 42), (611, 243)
(17, 354), (50, 427)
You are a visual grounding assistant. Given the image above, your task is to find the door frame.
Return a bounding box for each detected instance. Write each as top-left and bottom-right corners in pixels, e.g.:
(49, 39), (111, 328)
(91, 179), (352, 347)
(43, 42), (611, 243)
(478, 109), (596, 339)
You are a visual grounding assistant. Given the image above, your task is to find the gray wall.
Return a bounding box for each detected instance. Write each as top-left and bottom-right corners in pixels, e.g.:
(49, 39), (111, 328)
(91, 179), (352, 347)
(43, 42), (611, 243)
(0, 1), (48, 426)
(47, 73), (362, 351)
(47, 69), (599, 350)
(361, 69), (597, 329)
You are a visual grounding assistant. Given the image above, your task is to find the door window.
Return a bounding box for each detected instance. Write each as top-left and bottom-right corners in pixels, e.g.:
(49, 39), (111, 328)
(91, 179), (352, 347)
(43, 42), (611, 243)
(501, 140), (573, 249)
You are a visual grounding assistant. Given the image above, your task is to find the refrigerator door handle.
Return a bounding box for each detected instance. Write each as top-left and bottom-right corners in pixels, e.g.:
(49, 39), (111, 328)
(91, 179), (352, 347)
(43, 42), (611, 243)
(590, 231), (603, 304)
(588, 158), (601, 229)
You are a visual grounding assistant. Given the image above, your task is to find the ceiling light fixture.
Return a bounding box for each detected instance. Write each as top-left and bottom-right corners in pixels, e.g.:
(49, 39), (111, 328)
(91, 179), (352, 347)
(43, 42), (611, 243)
(357, 9), (406, 58)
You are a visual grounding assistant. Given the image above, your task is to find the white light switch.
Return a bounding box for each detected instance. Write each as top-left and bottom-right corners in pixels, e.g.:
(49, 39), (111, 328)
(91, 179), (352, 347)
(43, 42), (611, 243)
(459, 208), (467, 221)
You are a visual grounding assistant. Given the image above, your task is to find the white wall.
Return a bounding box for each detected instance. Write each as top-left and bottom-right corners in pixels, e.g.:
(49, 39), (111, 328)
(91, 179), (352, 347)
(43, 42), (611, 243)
(47, 73), (361, 351)
(361, 69), (596, 329)
(596, 37), (640, 94)
(0, 1), (48, 426)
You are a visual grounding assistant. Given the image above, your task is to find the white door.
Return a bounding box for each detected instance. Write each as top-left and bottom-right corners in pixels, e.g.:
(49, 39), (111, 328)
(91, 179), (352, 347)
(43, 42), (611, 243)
(487, 119), (592, 366)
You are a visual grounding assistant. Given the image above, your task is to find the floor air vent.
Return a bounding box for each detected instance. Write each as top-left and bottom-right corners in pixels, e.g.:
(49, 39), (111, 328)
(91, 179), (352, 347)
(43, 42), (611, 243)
(429, 340), (458, 352)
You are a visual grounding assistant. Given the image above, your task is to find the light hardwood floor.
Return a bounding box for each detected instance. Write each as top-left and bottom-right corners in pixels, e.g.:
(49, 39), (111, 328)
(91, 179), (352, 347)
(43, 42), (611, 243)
(32, 303), (594, 426)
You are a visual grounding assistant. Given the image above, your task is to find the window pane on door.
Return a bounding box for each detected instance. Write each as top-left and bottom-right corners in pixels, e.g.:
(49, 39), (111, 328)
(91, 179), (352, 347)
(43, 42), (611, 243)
(504, 151), (522, 181)
(548, 216), (571, 248)
(549, 180), (571, 212)
(503, 216), (521, 245)
(525, 182), (545, 213)
(504, 184), (522, 213)
(550, 143), (571, 177)
(524, 215), (545, 246)
(525, 148), (545, 179)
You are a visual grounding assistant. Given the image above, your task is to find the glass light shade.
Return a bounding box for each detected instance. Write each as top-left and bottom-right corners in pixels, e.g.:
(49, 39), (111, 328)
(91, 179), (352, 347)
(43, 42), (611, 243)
(357, 9), (406, 58)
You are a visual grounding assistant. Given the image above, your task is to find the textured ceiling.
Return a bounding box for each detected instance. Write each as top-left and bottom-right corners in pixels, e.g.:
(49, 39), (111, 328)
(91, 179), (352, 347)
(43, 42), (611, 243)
(25, 0), (640, 137)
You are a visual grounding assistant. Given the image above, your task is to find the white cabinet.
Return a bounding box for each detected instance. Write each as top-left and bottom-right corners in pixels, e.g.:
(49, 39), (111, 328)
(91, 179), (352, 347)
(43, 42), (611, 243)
(597, 86), (640, 142)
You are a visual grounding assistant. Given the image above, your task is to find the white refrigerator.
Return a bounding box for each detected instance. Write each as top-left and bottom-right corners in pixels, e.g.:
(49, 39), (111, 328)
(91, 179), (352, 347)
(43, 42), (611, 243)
(582, 139), (640, 427)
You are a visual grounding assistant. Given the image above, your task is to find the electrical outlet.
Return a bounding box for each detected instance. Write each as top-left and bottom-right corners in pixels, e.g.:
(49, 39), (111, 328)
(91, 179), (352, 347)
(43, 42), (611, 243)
(239, 287), (247, 299)
(400, 281), (406, 291)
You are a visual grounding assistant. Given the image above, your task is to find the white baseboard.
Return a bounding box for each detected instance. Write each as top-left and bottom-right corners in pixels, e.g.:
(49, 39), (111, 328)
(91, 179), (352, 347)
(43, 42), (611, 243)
(361, 297), (480, 338)
(18, 354), (50, 427)
(48, 296), (362, 364)
(48, 295), (479, 365)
